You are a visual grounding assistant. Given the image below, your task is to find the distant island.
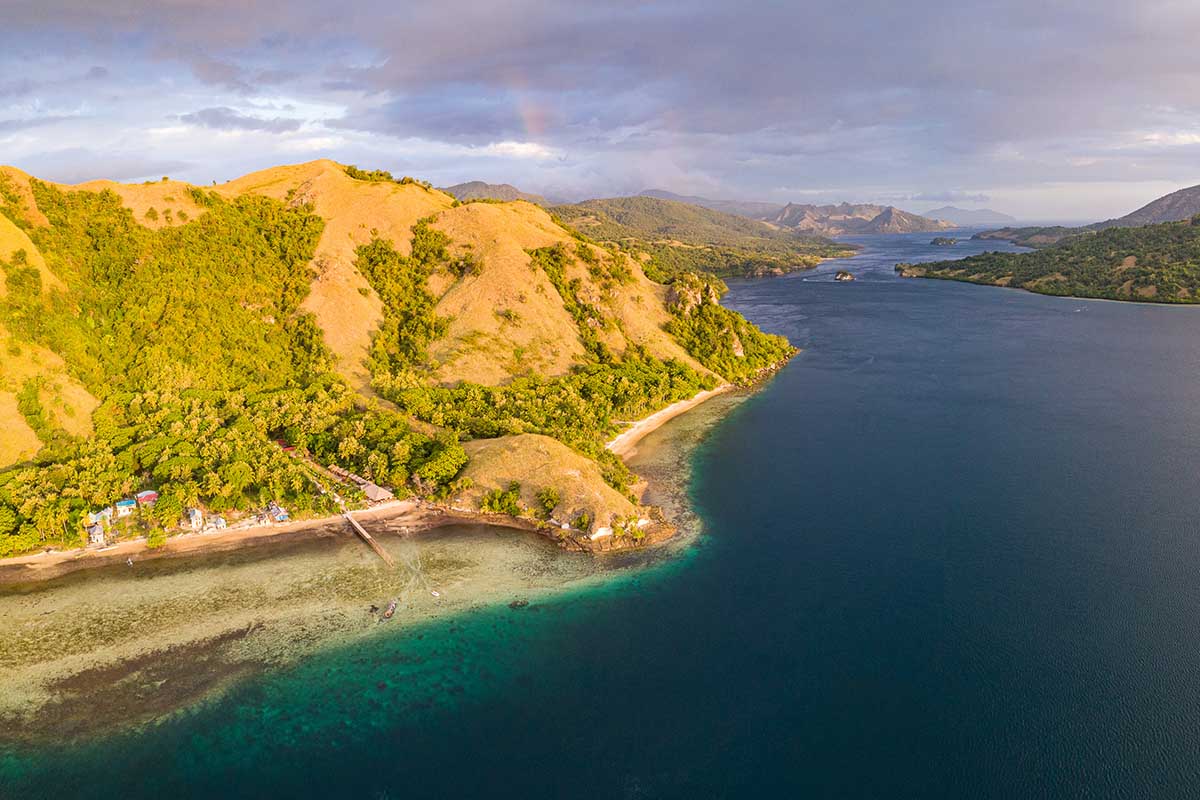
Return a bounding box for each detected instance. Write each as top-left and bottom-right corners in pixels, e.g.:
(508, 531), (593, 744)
(930, 237), (957, 246)
(0, 160), (798, 563)
(898, 215), (1200, 302)
(923, 206), (1016, 226)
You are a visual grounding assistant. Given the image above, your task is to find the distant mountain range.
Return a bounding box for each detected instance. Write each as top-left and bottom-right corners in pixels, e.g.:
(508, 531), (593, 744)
(441, 181), (546, 205)
(640, 189), (953, 235)
(974, 183), (1200, 247)
(923, 206), (1016, 226)
(769, 202), (954, 235)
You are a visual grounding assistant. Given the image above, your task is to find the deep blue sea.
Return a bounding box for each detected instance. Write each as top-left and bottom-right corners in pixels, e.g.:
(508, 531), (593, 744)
(10, 231), (1200, 798)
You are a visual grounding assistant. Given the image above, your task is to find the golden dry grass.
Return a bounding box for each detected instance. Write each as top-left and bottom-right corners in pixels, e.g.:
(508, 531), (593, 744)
(568, 243), (708, 374)
(0, 214), (63, 297)
(0, 325), (97, 441)
(219, 160), (454, 393)
(429, 204), (707, 385)
(71, 178), (203, 229)
(429, 201), (586, 384)
(0, 391), (40, 467)
(0, 166), (49, 227)
(458, 434), (637, 530)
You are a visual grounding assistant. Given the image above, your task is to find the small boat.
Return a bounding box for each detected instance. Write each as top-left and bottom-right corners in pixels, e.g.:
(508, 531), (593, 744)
(430, 590), (441, 598)
(381, 599), (398, 620)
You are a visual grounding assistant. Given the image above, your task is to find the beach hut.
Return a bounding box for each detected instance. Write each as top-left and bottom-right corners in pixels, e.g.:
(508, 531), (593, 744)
(212, 515), (227, 530)
(135, 490), (159, 507)
(115, 499), (136, 517)
(362, 482), (394, 504)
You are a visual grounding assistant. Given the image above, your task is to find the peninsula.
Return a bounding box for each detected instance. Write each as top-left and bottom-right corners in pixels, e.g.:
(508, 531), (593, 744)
(0, 160), (796, 568)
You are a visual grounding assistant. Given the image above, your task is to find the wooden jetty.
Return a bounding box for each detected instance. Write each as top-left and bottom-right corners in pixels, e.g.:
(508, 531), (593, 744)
(343, 510), (395, 567)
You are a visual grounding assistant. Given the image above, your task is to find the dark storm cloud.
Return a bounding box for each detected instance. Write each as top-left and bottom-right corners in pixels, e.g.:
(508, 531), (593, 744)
(180, 107), (303, 133)
(2, 0), (1199, 213)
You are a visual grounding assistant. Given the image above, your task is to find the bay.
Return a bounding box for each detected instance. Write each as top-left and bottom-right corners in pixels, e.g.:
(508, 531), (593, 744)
(8, 231), (1200, 798)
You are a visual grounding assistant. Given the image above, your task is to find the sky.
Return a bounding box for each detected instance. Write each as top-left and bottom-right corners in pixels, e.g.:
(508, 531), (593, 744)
(2, 1), (1200, 221)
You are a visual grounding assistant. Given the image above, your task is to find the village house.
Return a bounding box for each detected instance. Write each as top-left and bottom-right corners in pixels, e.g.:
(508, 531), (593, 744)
(115, 499), (136, 518)
(187, 507), (204, 530)
(328, 464), (394, 505)
(267, 501), (289, 523)
(135, 490), (158, 507)
(362, 482), (394, 504)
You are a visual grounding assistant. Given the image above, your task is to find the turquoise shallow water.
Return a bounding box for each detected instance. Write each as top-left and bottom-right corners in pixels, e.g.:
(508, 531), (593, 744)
(9, 230), (1200, 798)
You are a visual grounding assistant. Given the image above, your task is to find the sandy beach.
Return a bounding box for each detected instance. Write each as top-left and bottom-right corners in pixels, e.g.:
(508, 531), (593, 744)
(606, 385), (732, 459)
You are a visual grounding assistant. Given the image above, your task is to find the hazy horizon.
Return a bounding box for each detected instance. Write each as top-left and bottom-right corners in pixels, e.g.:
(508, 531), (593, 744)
(3, 1), (1199, 221)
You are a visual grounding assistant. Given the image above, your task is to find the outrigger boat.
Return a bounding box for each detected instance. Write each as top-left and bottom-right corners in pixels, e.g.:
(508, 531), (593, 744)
(381, 599), (398, 620)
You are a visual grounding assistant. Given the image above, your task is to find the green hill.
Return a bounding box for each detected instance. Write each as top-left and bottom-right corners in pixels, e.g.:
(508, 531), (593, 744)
(441, 181), (546, 205)
(899, 215), (1200, 302)
(0, 162), (795, 556)
(551, 195), (852, 278)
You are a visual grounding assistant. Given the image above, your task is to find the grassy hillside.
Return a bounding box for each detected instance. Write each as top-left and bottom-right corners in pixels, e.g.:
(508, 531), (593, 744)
(900, 216), (1200, 302)
(0, 161), (795, 556)
(971, 226), (1086, 248)
(551, 195), (851, 278)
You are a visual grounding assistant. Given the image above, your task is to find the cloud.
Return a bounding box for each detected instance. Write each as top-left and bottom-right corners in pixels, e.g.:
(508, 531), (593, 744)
(2, 0), (1200, 217)
(482, 141), (558, 160)
(179, 107), (303, 133)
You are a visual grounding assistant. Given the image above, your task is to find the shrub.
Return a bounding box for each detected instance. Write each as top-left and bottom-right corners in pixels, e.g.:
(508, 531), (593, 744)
(536, 486), (560, 519)
(481, 481), (522, 515)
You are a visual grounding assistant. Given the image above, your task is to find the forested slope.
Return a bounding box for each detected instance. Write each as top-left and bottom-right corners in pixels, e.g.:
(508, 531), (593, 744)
(900, 216), (1200, 302)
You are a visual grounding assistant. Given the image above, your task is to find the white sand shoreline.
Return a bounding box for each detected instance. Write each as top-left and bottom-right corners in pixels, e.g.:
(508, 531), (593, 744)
(606, 385), (732, 460)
